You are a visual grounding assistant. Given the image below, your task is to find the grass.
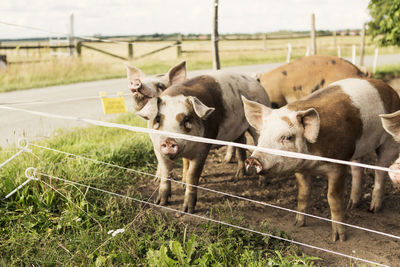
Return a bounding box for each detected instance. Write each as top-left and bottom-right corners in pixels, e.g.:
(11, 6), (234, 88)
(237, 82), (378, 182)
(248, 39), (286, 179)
(0, 113), (320, 266)
(1, 35), (400, 92)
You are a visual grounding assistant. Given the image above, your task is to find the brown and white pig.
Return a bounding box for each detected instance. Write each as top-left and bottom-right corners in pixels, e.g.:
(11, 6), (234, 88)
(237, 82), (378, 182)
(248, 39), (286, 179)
(127, 61), (236, 166)
(126, 61), (187, 111)
(243, 78), (400, 241)
(380, 110), (400, 184)
(136, 71), (270, 213)
(258, 55), (368, 109)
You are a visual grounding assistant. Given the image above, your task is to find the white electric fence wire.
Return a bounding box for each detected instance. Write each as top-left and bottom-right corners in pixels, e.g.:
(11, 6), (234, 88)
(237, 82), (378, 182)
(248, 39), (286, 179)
(0, 20), (182, 47)
(2, 104), (400, 176)
(30, 143), (400, 241)
(2, 93), (131, 106)
(34, 170), (390, 267)
(0, 138), (31, 169)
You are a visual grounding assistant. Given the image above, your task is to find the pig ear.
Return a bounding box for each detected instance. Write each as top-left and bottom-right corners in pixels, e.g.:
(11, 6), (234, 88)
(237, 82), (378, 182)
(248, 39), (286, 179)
(167, 61), (187, 86)
(125, 63), (144, 80)
(380, 111), (400, 142)
(296, 108), (320, 143)
(241, 95), (271, 131)
(187, 96), (215, 120)
(136, 97), (158, 121)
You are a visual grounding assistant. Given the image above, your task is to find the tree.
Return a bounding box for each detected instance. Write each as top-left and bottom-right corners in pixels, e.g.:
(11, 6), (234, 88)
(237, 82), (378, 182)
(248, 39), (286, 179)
(368, 0), (400, 46)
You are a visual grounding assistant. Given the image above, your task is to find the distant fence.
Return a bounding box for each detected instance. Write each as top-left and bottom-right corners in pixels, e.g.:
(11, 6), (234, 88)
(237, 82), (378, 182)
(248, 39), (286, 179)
(0, 32), (368, 65)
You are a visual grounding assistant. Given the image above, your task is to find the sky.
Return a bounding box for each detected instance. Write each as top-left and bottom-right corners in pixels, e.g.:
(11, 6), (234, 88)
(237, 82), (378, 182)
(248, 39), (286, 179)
(0, 0), (371, 39)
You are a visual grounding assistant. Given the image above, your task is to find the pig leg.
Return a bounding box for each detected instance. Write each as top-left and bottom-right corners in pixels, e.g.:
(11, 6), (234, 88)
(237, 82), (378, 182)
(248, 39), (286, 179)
(326, 165), (346, 242)
(154, 150), (174, 206)
(234, 134), (247, 180)
(370, 138), (398, 212)
(182, 158), (189, 186)
(294, 172), (312, 227)
(223, 146), (236, 163)
(347, 161), (364, 209)
(182, 147), (210, 213)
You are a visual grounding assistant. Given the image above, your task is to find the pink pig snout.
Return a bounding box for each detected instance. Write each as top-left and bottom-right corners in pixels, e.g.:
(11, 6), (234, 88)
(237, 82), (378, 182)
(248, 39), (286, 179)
(245, 157), (263, 174)
(160, 138), (179, 158)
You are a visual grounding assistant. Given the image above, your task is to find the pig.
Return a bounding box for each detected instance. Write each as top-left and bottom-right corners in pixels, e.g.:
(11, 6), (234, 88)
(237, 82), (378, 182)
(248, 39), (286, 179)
(136, 71), (270, 213)
(243, 78), (400, 241)
(380, 110), (400, 184)
(126, 61), (236, 167)
(258, 55), (369, 109)
(223, 55), (368, 164)
(126, 61), (187, 111)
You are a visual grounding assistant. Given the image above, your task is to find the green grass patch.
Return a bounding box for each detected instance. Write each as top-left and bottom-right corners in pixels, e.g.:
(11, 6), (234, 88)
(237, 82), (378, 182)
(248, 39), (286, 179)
(0, 114), (320, 265)
(373, 63), (400, 81)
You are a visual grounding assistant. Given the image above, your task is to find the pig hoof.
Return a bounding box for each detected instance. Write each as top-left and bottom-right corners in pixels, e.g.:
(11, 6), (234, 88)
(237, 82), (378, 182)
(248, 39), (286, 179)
(346, 199), (359, 210)
(332, 231), (346, 242)
(369, 199), (382, 213)
(156, 195), (169, 206)
(182, 205), (195, 214)
(294, 215), (305, 227)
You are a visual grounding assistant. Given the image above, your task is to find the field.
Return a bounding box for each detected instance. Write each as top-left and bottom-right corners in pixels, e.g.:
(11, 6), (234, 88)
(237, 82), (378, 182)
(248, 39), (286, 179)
(1, 34), (400, 92)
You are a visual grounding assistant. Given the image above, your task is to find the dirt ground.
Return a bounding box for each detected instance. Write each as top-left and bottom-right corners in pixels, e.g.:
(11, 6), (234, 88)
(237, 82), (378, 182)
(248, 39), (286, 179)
(137, 79), (400, 267)
(137, 145), (400, 267)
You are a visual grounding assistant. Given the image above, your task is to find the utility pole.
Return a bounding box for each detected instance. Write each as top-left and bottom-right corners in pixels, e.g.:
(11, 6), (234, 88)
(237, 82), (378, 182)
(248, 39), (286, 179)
(212, 0), (220, 70)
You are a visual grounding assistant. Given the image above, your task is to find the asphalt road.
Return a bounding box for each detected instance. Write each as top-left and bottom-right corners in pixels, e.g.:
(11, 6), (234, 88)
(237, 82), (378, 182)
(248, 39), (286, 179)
(1, 54), (400, 147)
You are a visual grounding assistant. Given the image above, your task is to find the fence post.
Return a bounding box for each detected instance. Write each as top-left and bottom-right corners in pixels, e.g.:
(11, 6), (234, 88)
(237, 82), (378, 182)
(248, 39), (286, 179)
(373, 47), (379, 74)
(176, 34), (182, 58)
(69, 12), (75, 56)
(76, 41), (82, 57)
(0, 55), (7, 70)
(212, 0), (221, 70)
(359, 23), (366, 66)
(337, 45), (341, 58)
(286, 43), (292, 63)
(128, 43), (134, 60)
(310, 13), (317, 55)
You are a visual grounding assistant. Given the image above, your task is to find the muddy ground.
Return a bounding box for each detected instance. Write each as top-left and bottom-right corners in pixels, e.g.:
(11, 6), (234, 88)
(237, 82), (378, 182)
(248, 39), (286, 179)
(137, 79), (400, 267)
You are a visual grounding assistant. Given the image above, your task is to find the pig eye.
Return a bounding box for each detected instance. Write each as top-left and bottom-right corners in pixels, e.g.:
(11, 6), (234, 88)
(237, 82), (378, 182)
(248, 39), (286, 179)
(156, 83), (166, 91)
(281, 135), (294, 142)
(153, 115), (161, 129)
(182, 116), (192, 131)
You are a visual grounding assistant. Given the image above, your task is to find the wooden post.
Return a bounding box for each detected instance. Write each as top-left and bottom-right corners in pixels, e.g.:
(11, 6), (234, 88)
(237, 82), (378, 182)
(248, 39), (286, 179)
(310, 13), (317, 55)
(69, 12), (75, 56)
(76, 41), (82, 57)
(176, 34), (182, 58)
(373, 47), (379, 74)
(352, 44), (356, 65)
(286, 43), (292, 63)
(211, 0), (220, 70)
(359, 23), (366, 66)
(0, 54), (7, 70)
(128, 43), (134, 59)
(337, 45), (341, 58)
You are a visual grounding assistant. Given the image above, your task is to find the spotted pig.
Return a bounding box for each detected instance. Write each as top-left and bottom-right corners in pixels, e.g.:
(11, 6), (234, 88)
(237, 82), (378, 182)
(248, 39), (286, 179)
(258, 55), (368, 109)
(137, 71), (270, 213)
(243, 78), (400, 241)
